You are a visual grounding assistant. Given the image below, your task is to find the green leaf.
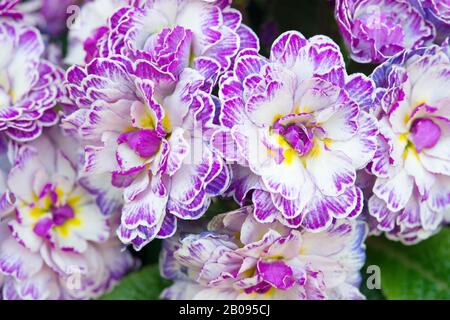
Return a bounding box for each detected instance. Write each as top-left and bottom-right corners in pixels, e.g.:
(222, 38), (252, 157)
(365, 229), (450, 299)
(100, 264), (171, 300)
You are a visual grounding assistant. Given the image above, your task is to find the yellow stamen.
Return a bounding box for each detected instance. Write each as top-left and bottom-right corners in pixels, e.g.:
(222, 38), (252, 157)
(67, 194), (81, 208)
(189, 47), (196, 67)
(274, 134), (298, 165)
(262, 287), (276, 297)
(54, 217), (82, 237)
(162, 113), (171, 132)
(323, 138), (332, 148)
(283, 148), (296, 165)
(242, 267), (256, 278)
(403, 114), (410, 125)
(29, 206), (46, 220)
(308, 141), (322, 159)
(398, 133), (409, 144)
(55, 187), (64, 203)
(272, 113), (282, 122)
(139, 110), (156, 129)
(415, 99), (427, 107)
(403, 144), (419, 160)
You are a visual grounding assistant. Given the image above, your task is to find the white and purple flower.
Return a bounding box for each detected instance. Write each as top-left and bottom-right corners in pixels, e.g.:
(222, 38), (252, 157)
(412, 0), (450, 42)
(63, 54), (230, 250)
(0, 21), (63, 142)
(64, 0), (129, 65)
(90, 0), (258, 81)
(368, 41), (450, 243)
(213, 31), (378, 232)
(334, 0), (435, 63)
(0, 129), (137, 299)
(160, 206), (368, 300)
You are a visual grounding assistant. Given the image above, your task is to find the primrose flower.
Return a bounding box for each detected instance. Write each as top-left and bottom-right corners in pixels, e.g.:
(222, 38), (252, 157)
(65, 0), (129, 65)
(63, 55), (230, 250)
(160, 206), (368, 300)
(411, 0), (450, 42)
(0, 129), (137, 299)
(368, 41), (450, 244)
(334, 0), (435, 63)
(0, 21), (63, 142)
(92, 0), (259, 85)
(213, 31), (378, 231)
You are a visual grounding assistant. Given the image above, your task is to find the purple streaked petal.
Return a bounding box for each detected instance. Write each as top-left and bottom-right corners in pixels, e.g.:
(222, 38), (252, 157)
(0, 237), (43, 280)
(156, 214), (177, 239)
(257, 260), (295, 290)
(252, 190), (277, 223)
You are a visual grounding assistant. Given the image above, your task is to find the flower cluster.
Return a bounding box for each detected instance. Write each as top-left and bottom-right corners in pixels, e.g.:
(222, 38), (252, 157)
(62, 0), (260, 250)
(161, 206), (367, 300)
(0, 0), (448, 300)
(0, 128), (137, 299)
(64, 55), (231, 250)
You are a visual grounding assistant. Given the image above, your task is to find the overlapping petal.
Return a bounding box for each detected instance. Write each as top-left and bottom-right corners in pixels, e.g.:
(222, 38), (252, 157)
(64, 51), (230, 250)
(367, 41), (450, 243)
(214, 31), (378, 231)
(334, 0), (435, 63)
(0, 22), (63, 143)
(0, 129), (137, 299)
(161, 207), (367, 300)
